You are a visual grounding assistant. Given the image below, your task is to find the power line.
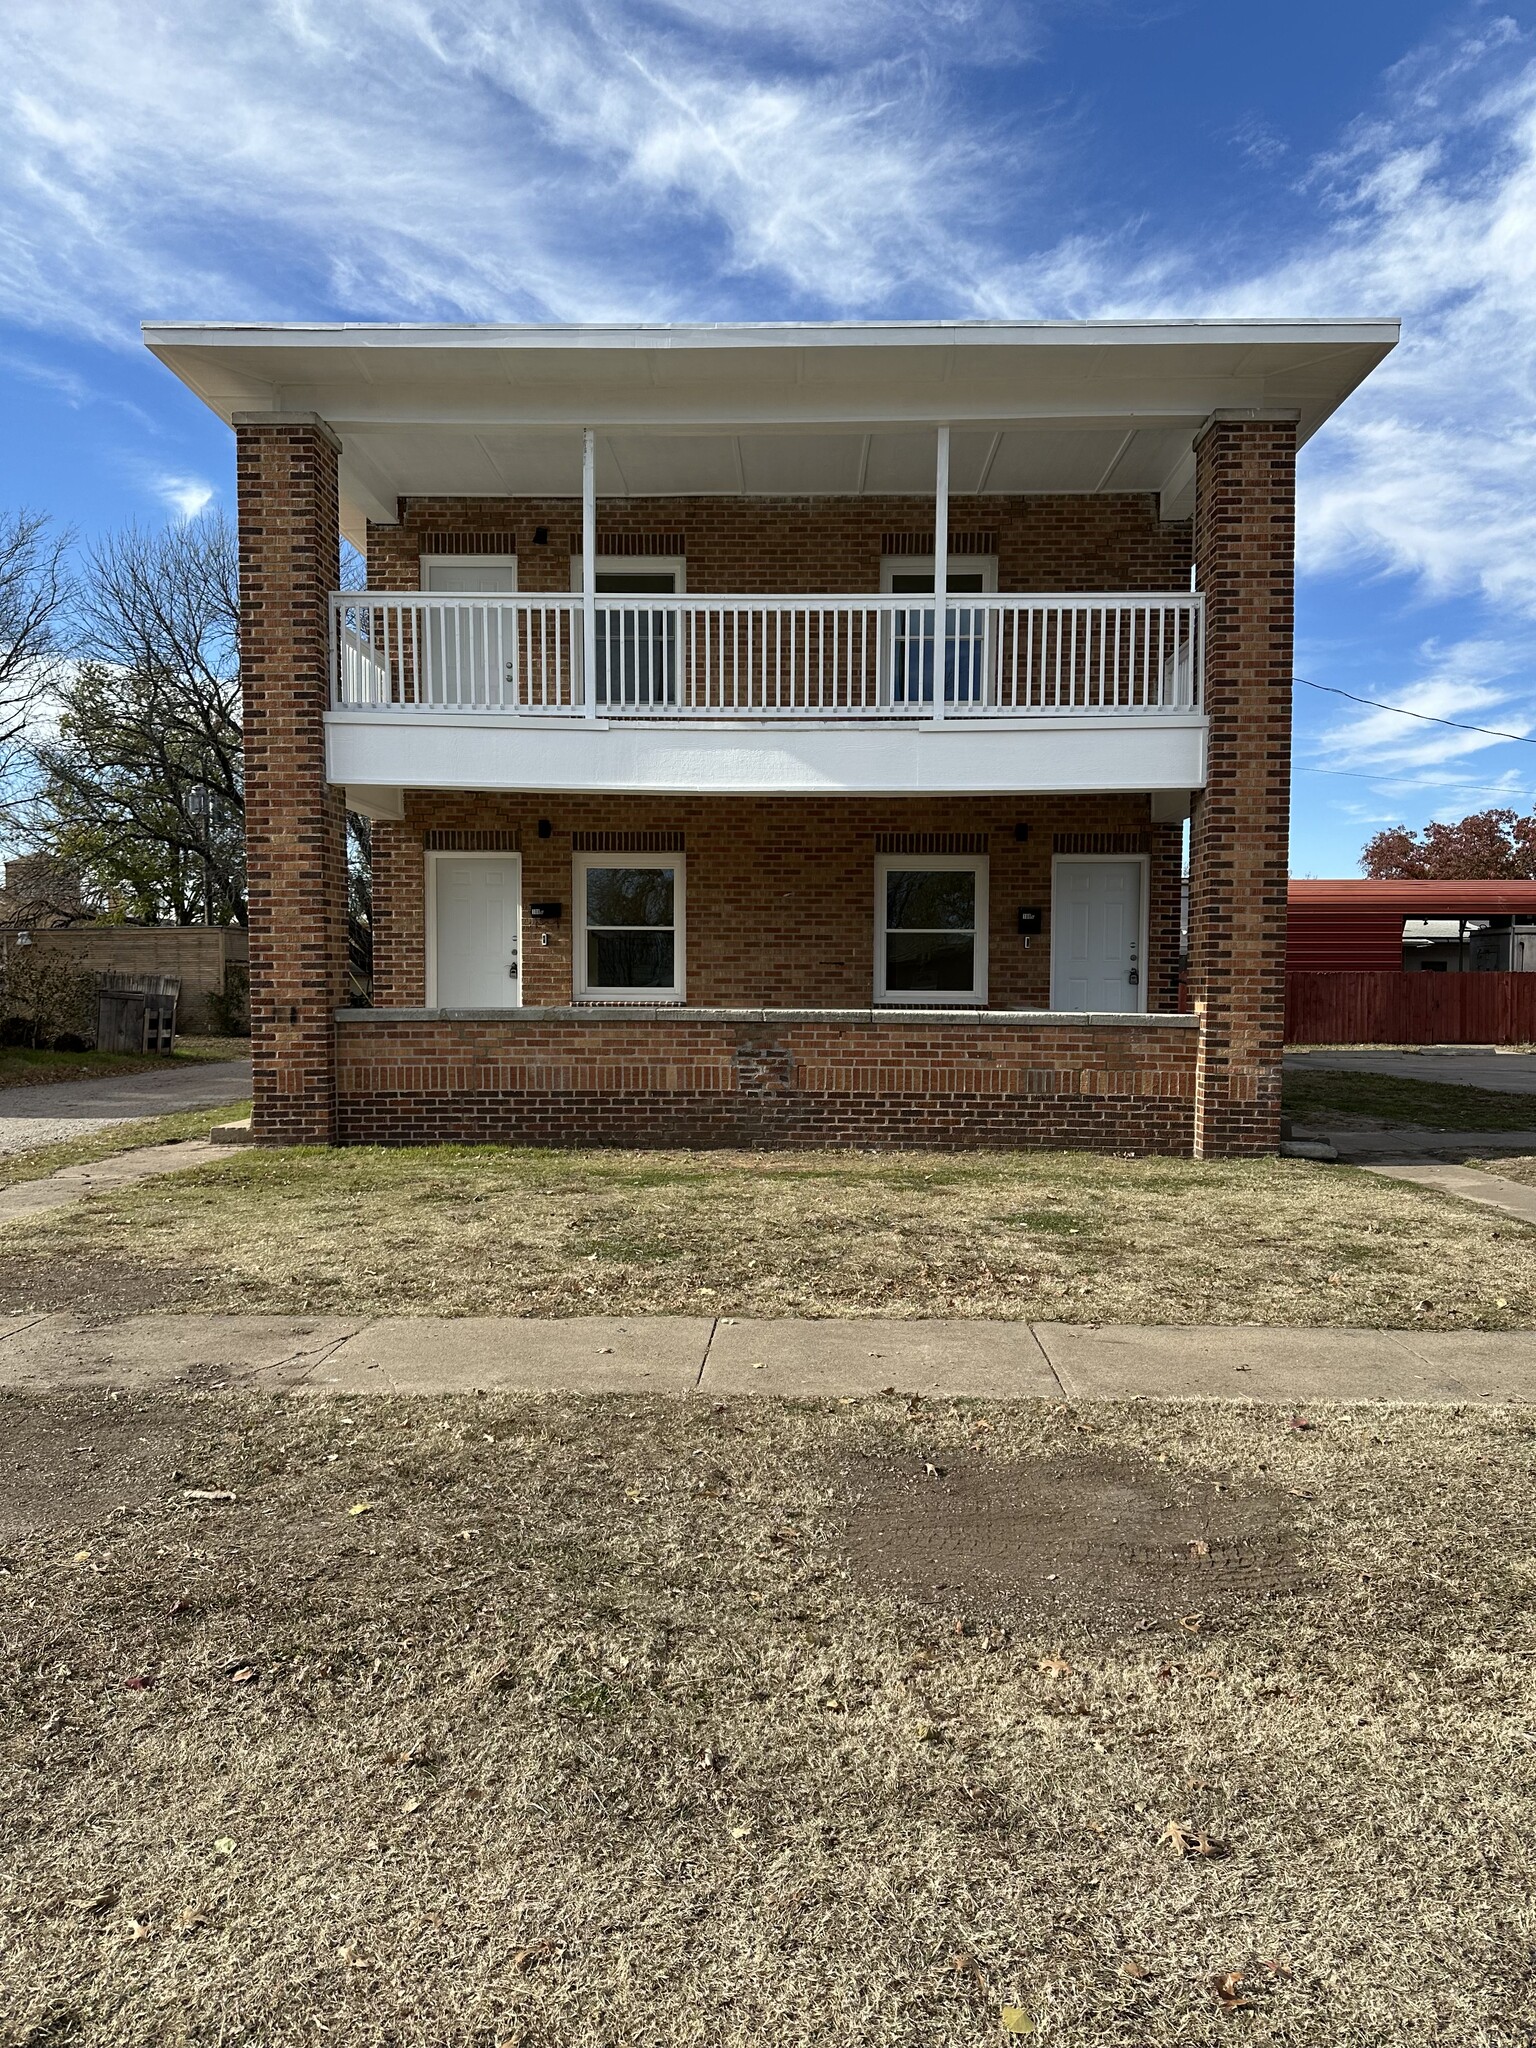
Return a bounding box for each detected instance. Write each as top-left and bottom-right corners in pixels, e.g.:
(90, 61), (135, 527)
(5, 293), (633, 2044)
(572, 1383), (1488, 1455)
(1293, 761), (1535, 801)
(1296, 676), (1536, 747)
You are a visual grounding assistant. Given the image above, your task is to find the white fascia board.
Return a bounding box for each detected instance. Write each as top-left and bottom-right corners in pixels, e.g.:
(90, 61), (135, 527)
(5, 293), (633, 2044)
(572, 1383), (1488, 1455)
(324, 712), (1207, 798)
(143, 317), (1401, 352)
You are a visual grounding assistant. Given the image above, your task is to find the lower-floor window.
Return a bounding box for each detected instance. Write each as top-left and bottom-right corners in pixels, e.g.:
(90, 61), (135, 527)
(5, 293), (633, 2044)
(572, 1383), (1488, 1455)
(874, 854), (988, 1004)
(574, 853), (685, 999)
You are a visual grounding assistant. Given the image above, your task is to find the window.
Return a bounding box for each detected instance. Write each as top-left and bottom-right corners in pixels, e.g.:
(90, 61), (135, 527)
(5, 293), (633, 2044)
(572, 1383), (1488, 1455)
(574, 852), (685, 1000)
(571, 556), (685, 707)
(874, 854), (988, 1005)
(880, 555), (996, 705)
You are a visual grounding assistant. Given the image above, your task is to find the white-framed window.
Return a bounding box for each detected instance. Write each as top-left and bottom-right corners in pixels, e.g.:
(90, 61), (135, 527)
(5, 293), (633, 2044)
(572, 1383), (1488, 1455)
(879, 555), (997, 705)
(570, 555), (686, 707)
(874, 853), (988, 1005)
(574, 851), (685, 1001)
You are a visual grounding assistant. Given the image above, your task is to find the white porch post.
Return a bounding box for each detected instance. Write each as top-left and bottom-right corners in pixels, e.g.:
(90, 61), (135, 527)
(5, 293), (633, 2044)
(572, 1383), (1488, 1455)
(932, 423), (950, 722)
(581, 427), (597, 718)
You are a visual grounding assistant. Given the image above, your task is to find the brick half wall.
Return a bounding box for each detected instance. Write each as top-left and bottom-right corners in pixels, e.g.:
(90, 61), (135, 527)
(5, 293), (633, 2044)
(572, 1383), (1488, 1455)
(335, 1010), (1199, 1153)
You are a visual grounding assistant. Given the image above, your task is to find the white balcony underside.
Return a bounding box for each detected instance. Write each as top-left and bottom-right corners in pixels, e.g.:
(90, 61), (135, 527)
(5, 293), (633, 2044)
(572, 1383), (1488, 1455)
(328, 710), (1206, 798)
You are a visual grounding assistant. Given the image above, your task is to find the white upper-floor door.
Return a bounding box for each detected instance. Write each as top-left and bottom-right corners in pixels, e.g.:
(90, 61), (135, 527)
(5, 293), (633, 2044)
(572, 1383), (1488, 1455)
(1050, 856), (1147, 1012)
(420, 555), (519, 706)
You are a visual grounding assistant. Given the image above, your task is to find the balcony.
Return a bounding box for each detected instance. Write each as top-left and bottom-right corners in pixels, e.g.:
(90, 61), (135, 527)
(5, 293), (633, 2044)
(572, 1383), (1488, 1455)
(326, 590), (1207, 800)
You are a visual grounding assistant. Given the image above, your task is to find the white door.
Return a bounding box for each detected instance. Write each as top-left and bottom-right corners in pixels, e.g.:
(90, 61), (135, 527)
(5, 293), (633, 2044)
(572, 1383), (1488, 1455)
(1051, 859), (1145, 1012)
(432, 855), (521, 1007)
(421, 557), (518, 706)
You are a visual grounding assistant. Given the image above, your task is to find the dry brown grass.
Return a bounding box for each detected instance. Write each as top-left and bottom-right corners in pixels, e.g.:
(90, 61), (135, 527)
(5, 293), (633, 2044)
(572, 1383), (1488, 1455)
(1466, 1152), (1536, 1188)
(3, 1389), (1533, 2046)
(0, 1143), (1531, 1329)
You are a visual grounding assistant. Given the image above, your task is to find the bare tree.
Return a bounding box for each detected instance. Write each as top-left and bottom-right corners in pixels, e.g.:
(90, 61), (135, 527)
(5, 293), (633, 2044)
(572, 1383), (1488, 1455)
(28, 514), (247, 924)
(0, 509), (73, 808)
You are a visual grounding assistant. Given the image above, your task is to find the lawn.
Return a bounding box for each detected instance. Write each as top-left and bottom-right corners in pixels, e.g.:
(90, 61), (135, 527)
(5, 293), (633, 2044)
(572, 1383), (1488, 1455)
(2, 1388), (1532, 2047)
(0, 1142), (1530, 1328)
(1281, 1065), (1536, 1132)
(0, 1036), (248, 1091)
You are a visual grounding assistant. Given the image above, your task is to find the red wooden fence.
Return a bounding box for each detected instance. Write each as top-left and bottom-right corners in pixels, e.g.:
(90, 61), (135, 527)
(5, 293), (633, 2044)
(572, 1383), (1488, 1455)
(1285, 971), (1536, 1045)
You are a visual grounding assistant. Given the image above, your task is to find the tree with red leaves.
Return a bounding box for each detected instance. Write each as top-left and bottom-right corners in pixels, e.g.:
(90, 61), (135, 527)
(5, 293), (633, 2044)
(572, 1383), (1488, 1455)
(1362, 808), (1536, 879)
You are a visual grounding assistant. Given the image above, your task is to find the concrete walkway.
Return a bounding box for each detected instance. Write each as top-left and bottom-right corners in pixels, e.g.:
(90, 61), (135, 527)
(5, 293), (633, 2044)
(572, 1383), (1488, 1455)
(1315, 1127), (1536, 1159)
(0, 1139), (228, 1222)
(1363, 1158), (1536, 1227)
(1285, 1047), (1536, 1093)
(0, 1311), (1528, 1403)
(0, 1060), (251, 1154)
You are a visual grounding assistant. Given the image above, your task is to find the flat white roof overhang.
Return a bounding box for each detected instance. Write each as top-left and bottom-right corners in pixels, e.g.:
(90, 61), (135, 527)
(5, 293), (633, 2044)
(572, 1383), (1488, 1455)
(144, 318), (1399, 545)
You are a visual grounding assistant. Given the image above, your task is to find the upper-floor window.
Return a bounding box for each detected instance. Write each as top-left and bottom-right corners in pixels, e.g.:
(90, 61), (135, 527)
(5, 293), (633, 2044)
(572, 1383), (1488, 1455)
(571, 556), (685, 708)
(880, 554), (997, 706)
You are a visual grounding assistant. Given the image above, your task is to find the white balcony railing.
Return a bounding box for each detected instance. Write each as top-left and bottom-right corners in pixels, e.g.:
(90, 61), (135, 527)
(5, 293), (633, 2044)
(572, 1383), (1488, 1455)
(330, 592), (1202, 720)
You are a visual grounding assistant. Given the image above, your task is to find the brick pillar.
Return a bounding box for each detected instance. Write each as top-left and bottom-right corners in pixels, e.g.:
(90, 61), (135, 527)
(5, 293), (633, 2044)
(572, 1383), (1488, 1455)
(235, 413), (346, 1143)
(1189, 414), (1296, 1159)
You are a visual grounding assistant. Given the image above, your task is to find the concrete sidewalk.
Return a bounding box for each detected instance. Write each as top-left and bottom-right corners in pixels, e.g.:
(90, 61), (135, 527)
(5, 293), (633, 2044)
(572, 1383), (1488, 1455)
(0, 1311), (1528, 1403)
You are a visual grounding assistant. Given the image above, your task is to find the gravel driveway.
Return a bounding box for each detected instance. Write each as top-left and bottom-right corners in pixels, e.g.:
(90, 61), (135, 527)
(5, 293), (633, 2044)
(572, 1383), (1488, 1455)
(0, 1060), (252, 1154)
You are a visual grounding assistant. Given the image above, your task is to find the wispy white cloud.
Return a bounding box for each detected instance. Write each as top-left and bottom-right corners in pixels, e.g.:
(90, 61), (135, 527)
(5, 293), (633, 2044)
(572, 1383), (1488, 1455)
(0, 0), (1018, 335)
(150, 473), (217, 521)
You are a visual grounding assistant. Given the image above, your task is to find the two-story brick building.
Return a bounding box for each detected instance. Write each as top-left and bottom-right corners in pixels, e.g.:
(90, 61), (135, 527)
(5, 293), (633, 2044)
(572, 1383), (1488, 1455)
(146, 318), (1396, 1156)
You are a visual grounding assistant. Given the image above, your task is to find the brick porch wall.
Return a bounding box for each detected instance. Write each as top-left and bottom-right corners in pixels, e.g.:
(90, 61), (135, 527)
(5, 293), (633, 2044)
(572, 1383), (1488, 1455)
(372, 792), (1184, 1015)
(335, 1011), (1199, 1152)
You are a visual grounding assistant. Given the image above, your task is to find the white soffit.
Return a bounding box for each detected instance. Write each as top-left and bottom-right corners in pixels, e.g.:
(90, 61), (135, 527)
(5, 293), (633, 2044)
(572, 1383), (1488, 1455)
(143, 318), (1400, 540)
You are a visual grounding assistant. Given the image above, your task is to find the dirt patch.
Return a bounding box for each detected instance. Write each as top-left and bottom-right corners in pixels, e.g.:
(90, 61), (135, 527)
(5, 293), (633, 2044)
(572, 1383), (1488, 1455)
(0, 1249), (223, 1318)
(0, 1395), (196, 1541)
(840, 1451), (1307, 1639)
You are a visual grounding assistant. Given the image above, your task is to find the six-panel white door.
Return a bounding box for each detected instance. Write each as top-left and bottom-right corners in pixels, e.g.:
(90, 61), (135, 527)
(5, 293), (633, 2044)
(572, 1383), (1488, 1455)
(431, 854), (521, 1008)
(1050, 857), (1146, 1012)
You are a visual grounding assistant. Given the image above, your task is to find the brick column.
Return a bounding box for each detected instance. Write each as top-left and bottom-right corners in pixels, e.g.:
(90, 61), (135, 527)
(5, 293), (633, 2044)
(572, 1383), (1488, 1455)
(1189, 414), (1296, 1159)
(234, 413), (346, 1143)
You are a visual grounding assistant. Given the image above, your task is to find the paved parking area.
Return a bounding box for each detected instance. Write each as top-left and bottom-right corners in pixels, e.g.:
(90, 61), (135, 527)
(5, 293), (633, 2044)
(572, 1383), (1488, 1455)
(0, 1060), (251, 1153)
(1285, 1047), (1536, 1093)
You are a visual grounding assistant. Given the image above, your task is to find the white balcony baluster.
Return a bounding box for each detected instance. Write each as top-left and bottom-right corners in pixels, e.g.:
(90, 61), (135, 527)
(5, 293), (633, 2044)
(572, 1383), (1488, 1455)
(329, 592), (1203, 721)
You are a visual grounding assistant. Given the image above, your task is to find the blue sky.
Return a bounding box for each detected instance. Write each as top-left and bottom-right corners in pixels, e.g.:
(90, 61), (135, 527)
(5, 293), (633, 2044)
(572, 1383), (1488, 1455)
(3, 0), (1536, 874)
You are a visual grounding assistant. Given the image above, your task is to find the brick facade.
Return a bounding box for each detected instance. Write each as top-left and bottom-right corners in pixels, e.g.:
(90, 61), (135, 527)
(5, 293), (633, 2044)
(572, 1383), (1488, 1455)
(235, 415), (348, 1143)
(230, 453), (1294, 1158)
(335, 1010), (1198, 1152)
(373, 792), (1184, 1015)
(1189, 417), (1297, 1158)
(367, 491), (1191, 598)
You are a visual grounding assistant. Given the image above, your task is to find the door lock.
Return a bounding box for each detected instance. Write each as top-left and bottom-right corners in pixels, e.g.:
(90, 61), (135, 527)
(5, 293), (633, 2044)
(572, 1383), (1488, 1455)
(1127, 968), (1139, 986)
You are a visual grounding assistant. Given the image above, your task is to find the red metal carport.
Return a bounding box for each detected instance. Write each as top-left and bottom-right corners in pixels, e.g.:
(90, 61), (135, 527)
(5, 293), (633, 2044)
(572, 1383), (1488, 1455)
(1286, 880), (1536, 1042)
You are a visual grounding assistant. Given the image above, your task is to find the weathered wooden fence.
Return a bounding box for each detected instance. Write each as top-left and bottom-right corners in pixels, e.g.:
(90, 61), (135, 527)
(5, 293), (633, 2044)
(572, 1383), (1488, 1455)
(1286, 971), (1536, 1045)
